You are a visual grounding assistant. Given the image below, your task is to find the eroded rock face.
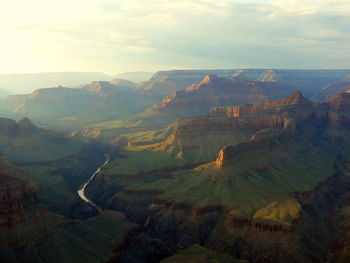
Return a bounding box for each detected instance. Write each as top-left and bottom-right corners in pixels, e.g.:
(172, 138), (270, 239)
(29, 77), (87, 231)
(84, 80), (136, 95)
(0, 117), (39, 137)
(86, 90), (350, 263)
(0, 175), (37, 225)
(0, 118), (17, 135)
(173, 115), (288, 138)
(213, 91), (350, 171)
(215, 128), (285, 169)
(139, 69), (350, 99)
(215, 145), (236, 168)
(137, 70), (238, 96)
(209, 91), (312, 118)
(316, 79), (350, 101)
(258, 69), (279, 82)
(169, 92), (306, 159)
(327, 92), (350, 130)
(147, 74), (294, 118)
(0, 159), (37, 226)
(330, 92), (350, 111)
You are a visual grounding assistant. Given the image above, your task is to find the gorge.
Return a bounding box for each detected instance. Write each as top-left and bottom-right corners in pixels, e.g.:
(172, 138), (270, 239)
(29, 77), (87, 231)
(2, 70), (350, 262)
(77, 157), (110, 212)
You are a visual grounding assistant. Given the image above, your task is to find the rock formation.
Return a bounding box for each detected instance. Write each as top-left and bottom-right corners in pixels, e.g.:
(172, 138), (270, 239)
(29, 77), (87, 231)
(82, 90), (350, 262)
(0, 158), (37, 226)
(146, 74), (295, 120)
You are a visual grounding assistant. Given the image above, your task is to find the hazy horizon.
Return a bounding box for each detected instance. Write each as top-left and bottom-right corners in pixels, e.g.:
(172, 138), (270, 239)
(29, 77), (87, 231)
(3, 67), (350, 76)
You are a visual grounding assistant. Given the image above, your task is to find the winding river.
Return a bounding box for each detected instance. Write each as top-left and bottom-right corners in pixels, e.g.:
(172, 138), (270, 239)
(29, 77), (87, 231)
(77, 157), (109, 212)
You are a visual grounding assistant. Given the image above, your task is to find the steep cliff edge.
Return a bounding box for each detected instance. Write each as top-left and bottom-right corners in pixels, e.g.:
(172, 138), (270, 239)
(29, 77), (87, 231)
(144, 74), (294, 120)
(0, 125), (138, 263)
(0, 79), (154, 131)
(0, 158), (38, 226)
(75, 70), (350, 141)
(98, 91), (310, 183)
(210, 91), (312, 118)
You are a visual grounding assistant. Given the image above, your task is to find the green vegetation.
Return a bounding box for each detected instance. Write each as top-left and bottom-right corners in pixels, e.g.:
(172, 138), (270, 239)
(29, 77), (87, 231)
(0, 81), (161, 131)
(0, 118), (106, 217)
(0, 211), (137, 263)
(0, 117), (136, 263)
(0, 133), (84, 163)
(123, 137), (337, 224)
(105, 123), (250, 176)
(160, 245), (249, 263)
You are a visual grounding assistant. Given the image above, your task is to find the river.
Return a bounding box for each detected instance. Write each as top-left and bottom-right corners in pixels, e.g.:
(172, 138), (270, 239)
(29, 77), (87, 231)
(77, 157), (109, 212)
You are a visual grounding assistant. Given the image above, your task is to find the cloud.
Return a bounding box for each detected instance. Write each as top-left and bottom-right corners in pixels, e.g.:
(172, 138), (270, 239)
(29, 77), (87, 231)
(125, 46), (155, 53)
(270, 0), (350, 15)
(270, 0), (330, 14)
(0, 0), (350, 74)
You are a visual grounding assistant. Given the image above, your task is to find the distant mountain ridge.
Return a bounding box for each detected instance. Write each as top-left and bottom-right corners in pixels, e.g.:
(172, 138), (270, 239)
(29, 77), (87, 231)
(146, 74), (294, 118)
(0, 79), (159, 130)
(115, 71), (155, 82)
(0, 72), (111, 94)
(136, 69), (350, 98)
(1, 69), (350, 134)
(74, 70), (350, 140)
(316, 74), (350, 101)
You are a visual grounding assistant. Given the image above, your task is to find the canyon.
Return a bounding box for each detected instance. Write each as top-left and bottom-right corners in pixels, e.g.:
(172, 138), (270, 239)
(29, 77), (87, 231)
(2, 69), (350, 262)
(83, 89), (350, 262)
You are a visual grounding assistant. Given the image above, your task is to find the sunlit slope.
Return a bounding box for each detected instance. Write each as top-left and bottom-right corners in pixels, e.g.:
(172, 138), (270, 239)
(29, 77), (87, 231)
(103, 91), (313, 177)
(104, 117), (254, 176)
(126, 131), (336, 224)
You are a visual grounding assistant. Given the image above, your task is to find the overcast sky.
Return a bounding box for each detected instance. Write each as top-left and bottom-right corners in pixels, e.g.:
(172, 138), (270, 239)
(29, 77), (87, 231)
(1, 0), (349, 74)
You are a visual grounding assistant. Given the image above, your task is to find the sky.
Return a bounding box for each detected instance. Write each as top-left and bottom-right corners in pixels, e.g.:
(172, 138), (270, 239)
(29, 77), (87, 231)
(1, 0), (350, 74)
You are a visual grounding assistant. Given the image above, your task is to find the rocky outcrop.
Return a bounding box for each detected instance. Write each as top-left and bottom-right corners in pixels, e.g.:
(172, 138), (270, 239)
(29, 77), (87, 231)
(0, 80), (155, 131)
(84, 80), (136, 95)
(0, 117), (39, 137)
(0, 174), (37, 225)
(138, 69), (350, 97)
(17, 117), (39, 135)
(173, 115), (288, 138)
(316, 79), (350, 101)
(137, 70), (238, 97)
(329, 92), (350, 111)
(258, 69), (279, 82)
(149, 75), (296, 116)
(0, 118), (17, 134)
(215, 145), (236, 168)
(209, 91), (312, 118)
(0, 159), (38, 226)
(215, 128), (284, 169)
(185, 74), (230, 92)
(140, 69), (350, 116)
(145, 74), (295, 120)
(327, 92), (350, 129)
